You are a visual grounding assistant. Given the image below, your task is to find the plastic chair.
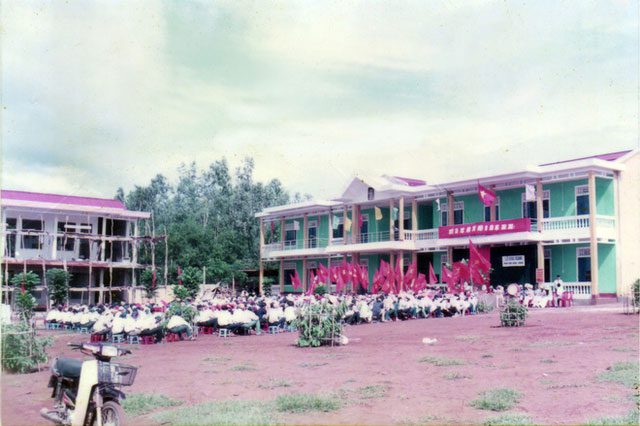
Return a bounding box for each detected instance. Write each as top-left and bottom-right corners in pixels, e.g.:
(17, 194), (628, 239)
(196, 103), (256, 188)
(140, 335), (155, 345)
(218, 328), (230, 338)
(90, 333), (104, 343)
(127, 335), (141, 345)
(79, 327), (89, 334)
(268, 326), (280, 335)
(111, 334), (125, 344)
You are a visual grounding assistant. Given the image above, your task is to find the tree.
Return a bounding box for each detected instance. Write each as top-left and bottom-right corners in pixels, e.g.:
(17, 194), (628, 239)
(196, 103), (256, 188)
(46, 269), (71, 307)
(140, 269), (156, 300)
(180, 266), (202, 299)
(10, 272), (40, 294)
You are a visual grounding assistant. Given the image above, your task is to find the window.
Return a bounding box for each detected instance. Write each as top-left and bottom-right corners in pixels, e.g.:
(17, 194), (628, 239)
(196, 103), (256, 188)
(484, 197), (500, 221)
(403, 210), (411, 231)
(5, 218), (16, 257)
(332, 216), (344, 239)
(521, 190), (550, 220)
(575, 185), (589, 215)
(360, 214), (369, 242)
(57, 222), (76, 251)
(78, 223), (92, 259)
(577, 247), (591, 282)
(441, 201), (464, 226)
(284, 222), (298, 247)
(367, 187), (375, 201)
(284, 262), (296, 285)
(21, 219), (43, 249)
(307, 220), (317, 248)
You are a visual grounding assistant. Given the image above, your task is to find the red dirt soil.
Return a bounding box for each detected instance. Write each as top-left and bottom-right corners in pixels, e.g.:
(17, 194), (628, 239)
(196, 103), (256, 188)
(2, 305), (638, 425)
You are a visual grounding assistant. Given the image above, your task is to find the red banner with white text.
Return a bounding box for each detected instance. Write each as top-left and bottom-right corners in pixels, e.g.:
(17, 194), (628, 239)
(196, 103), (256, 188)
(439, 218), (531, 239)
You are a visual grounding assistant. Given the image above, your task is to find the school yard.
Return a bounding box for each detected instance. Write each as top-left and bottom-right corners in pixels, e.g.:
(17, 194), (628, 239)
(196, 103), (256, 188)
(2, 305), (638, 425)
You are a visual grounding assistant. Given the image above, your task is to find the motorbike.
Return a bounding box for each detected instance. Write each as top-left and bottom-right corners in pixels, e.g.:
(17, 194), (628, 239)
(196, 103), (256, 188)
(40, 342), (137, 426)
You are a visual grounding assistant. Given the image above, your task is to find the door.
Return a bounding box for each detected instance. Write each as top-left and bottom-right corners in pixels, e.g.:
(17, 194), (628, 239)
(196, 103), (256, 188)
(361, 219), (369, 243)
(308, 226), (317, 248)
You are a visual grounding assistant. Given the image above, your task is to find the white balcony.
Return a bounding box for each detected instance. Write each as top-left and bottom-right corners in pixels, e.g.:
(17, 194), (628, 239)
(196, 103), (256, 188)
(540, 215), (616, 242)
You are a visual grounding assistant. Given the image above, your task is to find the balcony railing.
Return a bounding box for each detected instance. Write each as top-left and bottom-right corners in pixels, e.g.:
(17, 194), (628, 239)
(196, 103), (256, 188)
(403, 229), (438, 241)
(560, 282), (592, 299)
(540, 215), (615, 231)
(349, 231), (392, 244)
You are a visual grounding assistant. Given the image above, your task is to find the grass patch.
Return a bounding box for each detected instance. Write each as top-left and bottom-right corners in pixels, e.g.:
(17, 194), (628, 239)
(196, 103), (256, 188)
(470, 388), (522, 412)
(299, 362), (329, 367)
(275, 393), (341, 413)
(122, 393), (183, 417)
(152, 400), (278, 425)
(528, 340), (571, 348)
(545, 383), (586, 390)
(483, 413), (533, 425)
(611, 347), (637, 353)
(585, 409), (639, 425)
(597, 362), (640, 389)
(356, 385), (388, 399)
(257, 379), (292, 389)
(418, 356), (465, 366)
(455, 335), (480, 342)
(203, 356), (231, 363)
(230, 362), (257, 371)
(540, 358), (556, 364)
(481, 354), (494, 358)
(443, 371), (471, 380)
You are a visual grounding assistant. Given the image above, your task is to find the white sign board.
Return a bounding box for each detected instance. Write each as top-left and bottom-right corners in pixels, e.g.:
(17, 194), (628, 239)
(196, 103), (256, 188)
(502, 255), (525, 267)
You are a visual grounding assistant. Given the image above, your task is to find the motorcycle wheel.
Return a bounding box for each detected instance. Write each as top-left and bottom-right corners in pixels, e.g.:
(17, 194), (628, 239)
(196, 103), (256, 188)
(97, 401), (126, 426)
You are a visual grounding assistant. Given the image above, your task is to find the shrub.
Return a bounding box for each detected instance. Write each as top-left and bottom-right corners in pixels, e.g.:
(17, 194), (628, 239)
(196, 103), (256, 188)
(165, 302), (197, 325)
(632, 279), (640, 308)
(1, 323), (52, 373)
(470, 388), (522, 411)
(46, 269), (71, 307)
(140, 269), (157, 300)
(483, 413), (533, 425)
(597, 362), (639, 389)
(418, 356), (465, 366)
(477, 301), (494, 313)
(314, 284), (328, 296)
(180, 266), (203, 299)
(294, 302), (345, 347)
(171, 285), (191, 303)
(275, 393), (341, 413)
(500, 300), (527, 327)
(15, 292), (37, 322)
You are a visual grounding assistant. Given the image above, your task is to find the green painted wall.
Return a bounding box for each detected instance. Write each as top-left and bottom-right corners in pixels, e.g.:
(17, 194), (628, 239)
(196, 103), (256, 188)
(283, 259), (304, 293)
(317, 215), (329, 247)
(433, 198), (446, 227)
(598, 244), (616, 293)
(495, 188), (523, 220)
(360, 254), (380, 290)
(284, 219), (303, 249)
(418, 203), (433, 229)
(459, 194), (484, 224)
(544, 179), (588, 217)
(433, 252), (443, 275)
(596, 178), (614, 216)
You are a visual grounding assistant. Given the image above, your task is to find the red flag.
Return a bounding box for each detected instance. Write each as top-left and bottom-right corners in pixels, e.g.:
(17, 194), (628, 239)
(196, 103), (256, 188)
(358, 212), (363, 229)
(318, 263), (330, 283)
(478, 183), (497, 207)
(415, 273), (427, 292)
(359, 266), (369, 291)
(336, 270), (345, 293)
(403, 261), (417, 288)
(351, 262), (361, 289)
(469, 239), (491, 272)
(306, 272), (317, 295)
(453, 261), (470, 284)
(291, 269), (301, 290)
(177, 265), (183, 286)
(442, 265), (455, 293)
(428, 263), (438, 285)
(330, 266), (340, 284)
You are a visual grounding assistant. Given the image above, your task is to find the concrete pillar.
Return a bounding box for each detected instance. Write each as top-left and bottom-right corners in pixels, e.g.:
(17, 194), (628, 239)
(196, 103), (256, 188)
(389, 199), (395, 241)
(303, 214), (308, 248)
(52, 216), (58, 260)
(280, 217), (285, 245)
(399, 197), (405, 240)
(535, 179), (545, 281)
(588, 172), (599, 299)
(302, 258), (307, 292)
(351, 204), (358, 243)
(490, 186), (497, 221)
(100, 218), (107, 262)
(343, 206), (348, 244)
(258, 260), (264, 296)
(259, 218), (265, 250)
(447, 192), (455, 226)
(132, 221), (139, 265)
(279, 259), (284, 293)
(411, 199), (418, 240)
(328, 210), (333, 246)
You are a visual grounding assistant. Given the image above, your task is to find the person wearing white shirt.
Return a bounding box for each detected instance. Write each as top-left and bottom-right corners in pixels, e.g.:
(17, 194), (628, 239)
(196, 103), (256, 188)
(357, 299), (372, 323)
(267, 303), (285, 328)
(283, 303), (297, 324)
(138, 310), (164, 343)
(166, 314), (193, 340)
(111, 313), (127, 336)
(553, 275), (564, 306)
(124, 311), (143, 336)
(46, 307), (61, 324)
(92, 311), (112, 336)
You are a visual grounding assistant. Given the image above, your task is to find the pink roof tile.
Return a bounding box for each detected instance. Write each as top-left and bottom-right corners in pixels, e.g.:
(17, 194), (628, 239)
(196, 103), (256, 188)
(1, 190), (125, 209)
(392, 176), (427, 187)
(539, 150), (632, 166)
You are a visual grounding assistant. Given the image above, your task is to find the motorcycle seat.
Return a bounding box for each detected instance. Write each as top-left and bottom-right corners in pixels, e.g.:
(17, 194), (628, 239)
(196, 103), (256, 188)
(53, 358), (83, 379)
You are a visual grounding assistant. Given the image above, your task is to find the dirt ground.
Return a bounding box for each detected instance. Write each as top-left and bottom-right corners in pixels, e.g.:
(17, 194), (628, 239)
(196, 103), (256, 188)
(2, 305), (638, 425)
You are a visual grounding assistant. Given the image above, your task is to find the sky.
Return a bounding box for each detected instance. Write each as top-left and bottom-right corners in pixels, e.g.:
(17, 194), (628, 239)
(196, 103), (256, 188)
(2, 0), (638, 201)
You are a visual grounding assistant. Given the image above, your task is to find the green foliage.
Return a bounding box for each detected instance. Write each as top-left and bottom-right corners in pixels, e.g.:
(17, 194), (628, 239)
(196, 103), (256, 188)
(294, 302), (345, 347)
(633, 279), (640, 308)
(477, 300), (494, 313)
(275, 393), (342, 413)
(122, 393), (183, 416)
(483, 413), (533, 425)
(314, 284), (328, 295)
(586, 409), (639, 425)
(257, 379), (292, 389)
(140, 269), (156, 299)
(470, 388), (522, 412)
(418, 356), (466, 366)
(10, 271), (40, 293)
(230, 362), (257, 371)
(1, 323), (52, 373)
(120, 158), (294, 288)
(166, 302), (197, 325)
(597, 362), (640, 389)
(443, 371), (471, 380)
(180, 266), (202, 298)
(171, 285), (191, 303)
(15, 292), (37, 322)
(152, 400), (279, 426)
(46, 269), (71, 306)
(356, 385), (388, 399)
(500, 300), (527, 327)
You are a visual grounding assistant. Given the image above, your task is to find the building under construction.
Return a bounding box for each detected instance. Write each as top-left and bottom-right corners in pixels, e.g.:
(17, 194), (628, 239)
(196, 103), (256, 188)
(0, 190), (165, 306)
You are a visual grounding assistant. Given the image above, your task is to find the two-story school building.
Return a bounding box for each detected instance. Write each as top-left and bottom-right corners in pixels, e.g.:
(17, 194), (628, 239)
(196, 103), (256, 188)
(256, 150), (640, 302)
(0, 190), (158, 306)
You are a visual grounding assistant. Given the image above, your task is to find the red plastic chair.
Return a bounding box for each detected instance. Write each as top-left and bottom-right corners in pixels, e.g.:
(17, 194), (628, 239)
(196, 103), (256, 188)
(559, 291), (571, 307)
(140, 335), (155, 345)
(90, 333), (104, 343)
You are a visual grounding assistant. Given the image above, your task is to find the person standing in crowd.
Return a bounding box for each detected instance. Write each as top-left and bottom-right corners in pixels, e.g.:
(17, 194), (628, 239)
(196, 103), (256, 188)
(553, 275), (564, 306)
